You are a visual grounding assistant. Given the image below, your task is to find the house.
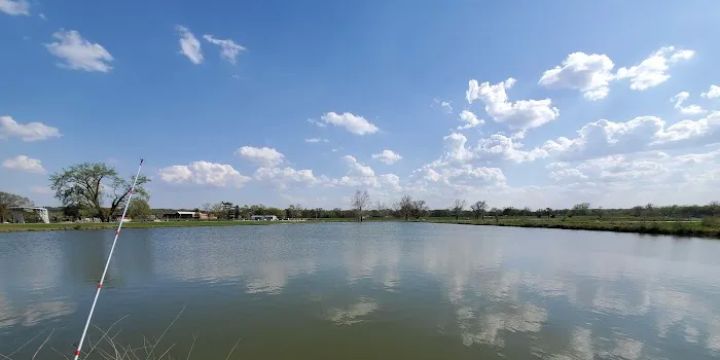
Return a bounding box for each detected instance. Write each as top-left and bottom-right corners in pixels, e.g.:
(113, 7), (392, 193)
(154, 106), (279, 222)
(251, 215), (278, 221)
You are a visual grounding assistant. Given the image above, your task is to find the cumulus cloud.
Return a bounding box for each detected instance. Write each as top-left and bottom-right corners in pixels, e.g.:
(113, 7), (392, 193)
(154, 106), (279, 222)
(475, 134), (547, 163)
(411, 132), (507, 191)
(372, 149), (402, 165)
(254, 166), (319, 188)
(0, 0), (29, 15)
(176, 25), (203, 64)
(466, 78), (559, 131)
(541, 112), (720, 159)
(203, 34), (245, 64)
(547, 154), (668, 184)
(235, 146), (285, 166)
(2, 155), (45, 173)
(670, 91), (705, 115)
(158, 161), (250, 187)
(45, 30), (113, 72)
(336, 155), (401, 190)
(616, 46), (694, 91)
(702, 85), (720, 99)
(0, 116), (61, 141)
(343, 155), (375, 177)
(539, 52), (615, 100)
(321, 112), (379, 135)
(457, 110), (484, 130)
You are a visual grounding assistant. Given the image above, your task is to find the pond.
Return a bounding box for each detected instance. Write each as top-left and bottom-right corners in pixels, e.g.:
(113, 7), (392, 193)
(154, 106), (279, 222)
(1, 222), (720, 359)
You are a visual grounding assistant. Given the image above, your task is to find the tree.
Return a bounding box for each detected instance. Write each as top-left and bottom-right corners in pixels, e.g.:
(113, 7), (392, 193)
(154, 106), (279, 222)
(470, 200), (487, 220)
(50, 163), (149, 222)
(571, 202), (591, 216)
(397, 195), (414, 221)
(0, 191), (33, 223)
(451, 199), (466, 220)
(351, 190), (370, 222)
(127, 198), (152, 221)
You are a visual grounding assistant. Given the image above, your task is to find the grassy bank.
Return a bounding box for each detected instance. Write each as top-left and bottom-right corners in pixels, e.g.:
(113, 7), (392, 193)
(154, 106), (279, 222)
(2, 216), (720, 238)
(0, 220), (279, 233)
(426, 216), (720, 238)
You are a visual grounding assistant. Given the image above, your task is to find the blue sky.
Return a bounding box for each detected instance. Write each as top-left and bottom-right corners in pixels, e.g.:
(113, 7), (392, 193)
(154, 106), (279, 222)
(2, 0), (720, 209)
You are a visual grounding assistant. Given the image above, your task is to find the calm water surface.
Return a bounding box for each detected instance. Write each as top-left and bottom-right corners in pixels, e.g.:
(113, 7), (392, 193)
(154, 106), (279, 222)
(1, 222), (720, 359)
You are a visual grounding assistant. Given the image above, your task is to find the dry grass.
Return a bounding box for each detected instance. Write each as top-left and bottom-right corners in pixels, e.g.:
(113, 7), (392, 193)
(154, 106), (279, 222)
(1, 308), (241, 360)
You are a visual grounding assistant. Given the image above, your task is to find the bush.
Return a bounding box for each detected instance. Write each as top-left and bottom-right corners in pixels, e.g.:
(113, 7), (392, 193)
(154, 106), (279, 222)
(701, 217), (720, 228)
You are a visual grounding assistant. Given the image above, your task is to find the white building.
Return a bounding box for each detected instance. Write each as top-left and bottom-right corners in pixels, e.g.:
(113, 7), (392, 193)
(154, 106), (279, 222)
(250, 215), (278, 221)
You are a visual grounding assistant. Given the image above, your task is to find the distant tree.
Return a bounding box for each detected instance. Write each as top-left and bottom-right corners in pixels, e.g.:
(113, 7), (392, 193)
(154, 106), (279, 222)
(208, 203), (224, 218)
(234, 205), (240, 219)
(451, 199), (466, 220)
(0, 191), (33, 223)
(50, 162), (149, 222)
(470, 200), (487, 220)
(631, 205), (644, 217)
(412, 199), (429, 219)
(571, 202), (591, 216)
(351, 190), (370, 222)
(545, 207), (553, 219)
(709, 201), (720, 216)
(127, 198), (152, 221)
(397, 195), (414, 221)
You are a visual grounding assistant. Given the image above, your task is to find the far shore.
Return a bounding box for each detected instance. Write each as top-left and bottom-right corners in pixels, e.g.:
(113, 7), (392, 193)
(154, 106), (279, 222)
(1, 216), (719, 238)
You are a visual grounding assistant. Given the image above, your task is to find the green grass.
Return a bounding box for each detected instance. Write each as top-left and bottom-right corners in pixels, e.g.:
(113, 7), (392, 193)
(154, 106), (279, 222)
(0, 220), (278, 233)
(426, 216), (720, 238)
(2, 216), (720, 238)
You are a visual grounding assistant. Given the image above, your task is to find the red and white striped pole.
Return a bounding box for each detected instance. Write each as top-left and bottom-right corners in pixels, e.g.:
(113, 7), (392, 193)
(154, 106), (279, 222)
(72, 158), (144, 360)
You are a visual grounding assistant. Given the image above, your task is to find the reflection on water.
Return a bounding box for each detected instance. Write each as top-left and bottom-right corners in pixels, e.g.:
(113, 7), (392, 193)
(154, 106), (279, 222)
(327, 298), (378, 326)
(2, 223), (720, 359)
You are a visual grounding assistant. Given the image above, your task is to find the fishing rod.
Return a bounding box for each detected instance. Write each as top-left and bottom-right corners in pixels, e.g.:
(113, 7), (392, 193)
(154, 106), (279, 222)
(72, 158), (144, 360)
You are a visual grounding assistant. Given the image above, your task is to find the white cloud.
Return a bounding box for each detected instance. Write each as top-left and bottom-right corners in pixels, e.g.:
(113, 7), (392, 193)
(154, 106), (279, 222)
(475, 133), (547, 163)
(235, 146), (285, 166)
(547, 154), (668, 184)
(203, 34), (245, 64)
(372, 149), (402, 165)
(411, 132), (507, 192)
(457, 110), (484, 130)
(321, 112), (379, 135)
(0, 0), (29, 15)
(616, 46), (694, 91)
(433, 99), (453, 113)
(702, 85), (720, 99)
(542, 116), (666, 159)
(343, 155), (375, 177)
(158, 161), (250, 187)
(2, 155), (45, 173)
(0, 116), (61, 142)
(176, 25), (203, 64)
(336, 155), (401, 190)
(466, 78), (559, 131)
(670, 91), (706, 115)
(539, 52), (615, 101)
(541, 112), (720, 159)
(254, 166), (319, 188)
(45, 30), (113, 72)
(305, 138), (328, 143)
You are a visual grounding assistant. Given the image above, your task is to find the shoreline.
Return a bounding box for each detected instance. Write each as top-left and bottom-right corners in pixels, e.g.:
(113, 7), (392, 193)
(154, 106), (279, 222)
(1, 217), (719, 238)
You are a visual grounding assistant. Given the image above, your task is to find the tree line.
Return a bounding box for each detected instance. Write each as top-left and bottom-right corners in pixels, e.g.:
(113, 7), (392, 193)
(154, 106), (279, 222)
(1, 161), (719, 223)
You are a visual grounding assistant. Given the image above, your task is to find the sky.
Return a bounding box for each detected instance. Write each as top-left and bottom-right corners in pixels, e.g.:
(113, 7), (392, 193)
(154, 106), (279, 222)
(1, 0), (720, 210)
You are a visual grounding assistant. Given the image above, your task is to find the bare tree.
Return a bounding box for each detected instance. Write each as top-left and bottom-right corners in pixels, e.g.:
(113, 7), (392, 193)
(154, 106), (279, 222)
(470, 200), (487, 220)
(451, 199), (466, 220)
(397, 195), (414, 221)
(351, 190), (370, 222)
